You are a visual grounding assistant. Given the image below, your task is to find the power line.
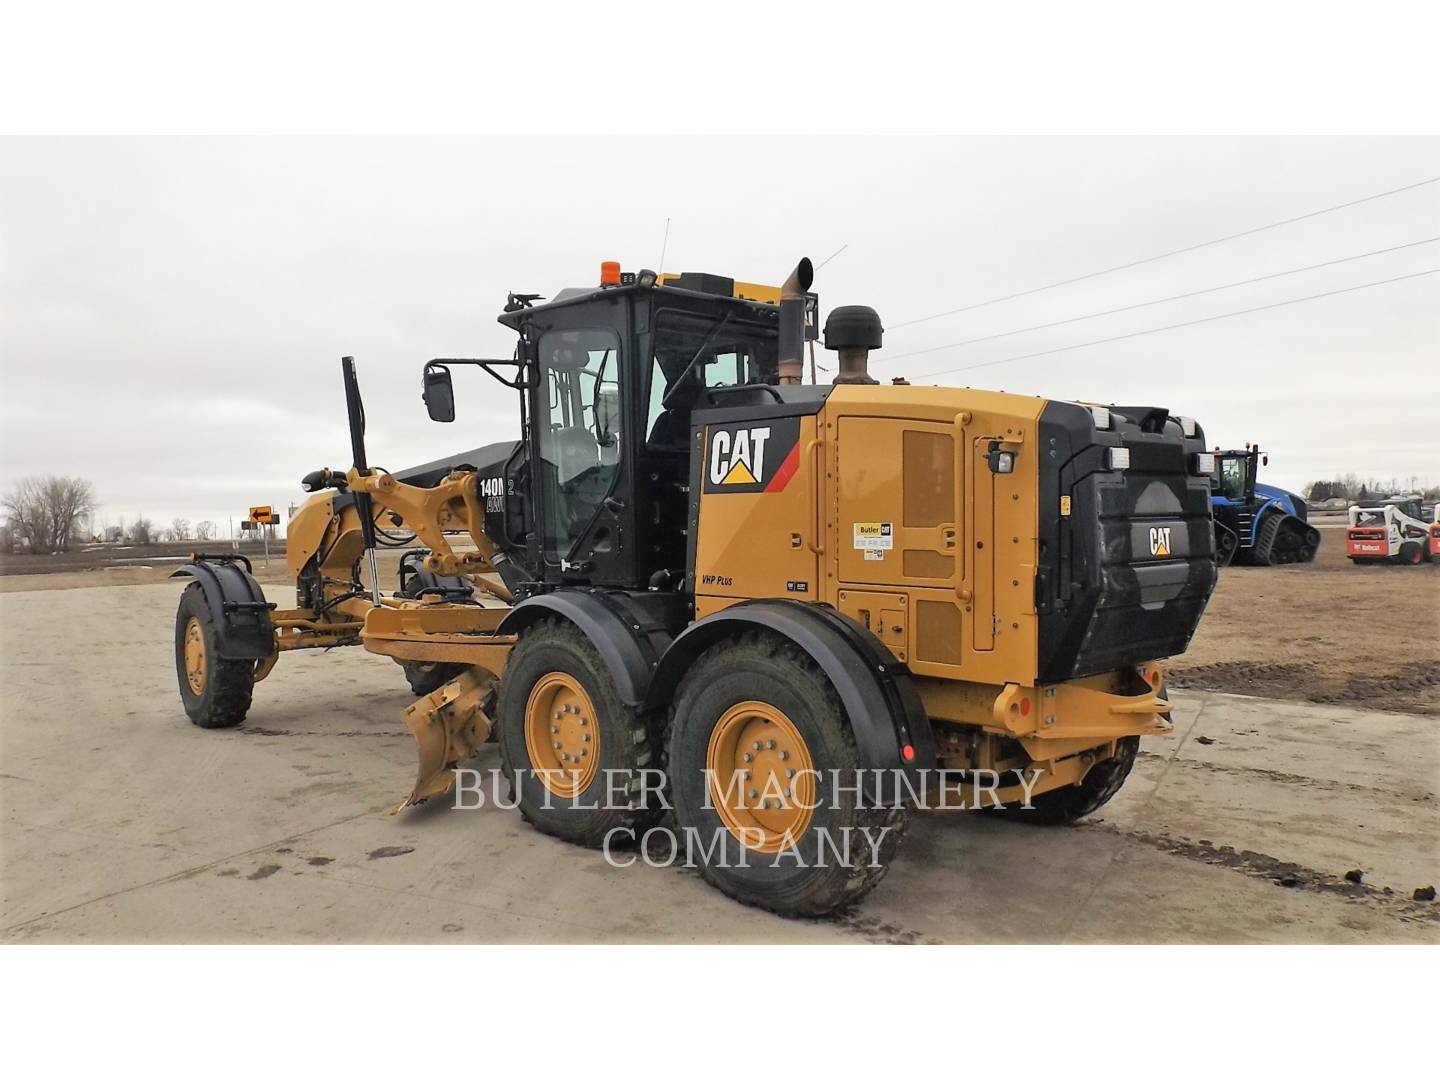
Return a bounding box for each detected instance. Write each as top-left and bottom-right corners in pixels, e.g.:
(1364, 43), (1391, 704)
(816, 243), (849, 270)
(909, 268), (1440, 382)
(890, 174), (1440, 331)
(882, 236), (1440, 362)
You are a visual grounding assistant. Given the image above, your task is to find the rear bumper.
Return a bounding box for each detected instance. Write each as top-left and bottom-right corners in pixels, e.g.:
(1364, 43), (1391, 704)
(1346, 530), (1389, 557)
(993, 663), (1172, 752)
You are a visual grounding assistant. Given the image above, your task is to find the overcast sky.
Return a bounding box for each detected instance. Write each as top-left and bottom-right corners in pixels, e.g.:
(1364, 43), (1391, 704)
(1, 133), (1437, 534)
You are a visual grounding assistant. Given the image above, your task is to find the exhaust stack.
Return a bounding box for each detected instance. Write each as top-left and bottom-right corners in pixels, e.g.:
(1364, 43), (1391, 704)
(777, 257), (814, 385)
(823, 305), (882, 385)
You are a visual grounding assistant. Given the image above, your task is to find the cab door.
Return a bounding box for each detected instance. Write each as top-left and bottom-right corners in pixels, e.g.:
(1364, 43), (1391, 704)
(525, 308), (634, 586)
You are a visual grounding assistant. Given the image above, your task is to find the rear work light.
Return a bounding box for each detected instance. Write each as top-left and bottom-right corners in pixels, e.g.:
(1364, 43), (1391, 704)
(1089, 406), (1111, 429)
(1192, 452), (1215, 475)
(1178, 415), (1197, 437)
(1108, 447), (1130, 471)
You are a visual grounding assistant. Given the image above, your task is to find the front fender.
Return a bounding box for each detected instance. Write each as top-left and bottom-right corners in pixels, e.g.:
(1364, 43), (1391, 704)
(171, 554), (275, 661)
(495, 590), (672, 708)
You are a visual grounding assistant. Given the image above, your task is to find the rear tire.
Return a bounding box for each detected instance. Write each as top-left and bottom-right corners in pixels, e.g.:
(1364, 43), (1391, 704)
(996, 736), (1140, 825)
(1399, 542), (1423, 565)
(174, 582), (256, 729)
(496, 620), (658, 847)
(667, 633), (906, 918)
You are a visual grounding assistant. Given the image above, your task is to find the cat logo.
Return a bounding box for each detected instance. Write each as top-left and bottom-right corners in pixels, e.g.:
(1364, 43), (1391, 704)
(710, 425), (772, 486)
(1149, 526), (1172, 557)
(702, 416), (801, 494)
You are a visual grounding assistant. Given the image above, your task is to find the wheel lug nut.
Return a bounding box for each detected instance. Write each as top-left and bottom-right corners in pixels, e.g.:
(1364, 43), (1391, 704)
(752, 741), (761, 751)
(583, 733), (591, 742)
(786, 768), (795, 778)
(551, 725), (559, 734)
(748, 788), (758, 799)
(742, 752), (752, 762)
(579, 748), (586, 756)
(553, 741), (562, 750)
(579, 717), (588, 726)
(779, 750), (789, 761)
(767, 740), (776, 750)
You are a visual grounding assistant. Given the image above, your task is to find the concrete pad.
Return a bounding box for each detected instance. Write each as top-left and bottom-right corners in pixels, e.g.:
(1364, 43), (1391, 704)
(2, 581), (1437, 942)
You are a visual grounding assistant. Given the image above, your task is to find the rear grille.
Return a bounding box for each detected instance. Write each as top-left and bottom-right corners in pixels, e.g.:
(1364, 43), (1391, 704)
(1036, 402), (1217, 683)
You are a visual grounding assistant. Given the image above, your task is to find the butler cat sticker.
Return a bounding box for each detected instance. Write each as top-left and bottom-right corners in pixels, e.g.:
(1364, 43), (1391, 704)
(703, 416), (801, 493)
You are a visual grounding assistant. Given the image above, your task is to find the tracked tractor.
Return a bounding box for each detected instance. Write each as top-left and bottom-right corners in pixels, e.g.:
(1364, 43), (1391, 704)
(171, 258), (1217, 917)
(1208, 445), (1321, 566)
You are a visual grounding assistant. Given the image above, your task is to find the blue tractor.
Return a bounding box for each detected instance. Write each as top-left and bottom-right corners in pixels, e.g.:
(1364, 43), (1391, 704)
(1209, 445), (1321, 566)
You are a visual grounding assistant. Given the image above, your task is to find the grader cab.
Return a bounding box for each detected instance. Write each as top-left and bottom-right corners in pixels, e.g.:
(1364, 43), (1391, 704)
(172, 257), (1217, 917)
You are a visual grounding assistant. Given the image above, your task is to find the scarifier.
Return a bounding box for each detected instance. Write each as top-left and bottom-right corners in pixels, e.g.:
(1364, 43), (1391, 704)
(172, 258), (1217, 916)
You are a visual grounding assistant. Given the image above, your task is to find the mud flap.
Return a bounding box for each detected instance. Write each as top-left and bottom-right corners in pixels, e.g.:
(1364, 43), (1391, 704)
(398, 667), (495, 809)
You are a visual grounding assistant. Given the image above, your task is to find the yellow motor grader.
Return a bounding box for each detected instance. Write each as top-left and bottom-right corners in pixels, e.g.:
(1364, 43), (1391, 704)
(173, 258), (1217, 916)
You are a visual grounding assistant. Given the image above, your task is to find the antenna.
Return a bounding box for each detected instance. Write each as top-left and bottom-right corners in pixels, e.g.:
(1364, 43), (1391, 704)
(658, 217), (672, 273)
(816, 242), (849, 270)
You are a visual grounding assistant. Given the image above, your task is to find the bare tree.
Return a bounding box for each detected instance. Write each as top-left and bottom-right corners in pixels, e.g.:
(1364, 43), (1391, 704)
(128, 518), (155, 544)
(104, 525), (125, 542)
(169, 517), (191, 542)
(195, 520), (216, 541)
(1, 475), (97, 554)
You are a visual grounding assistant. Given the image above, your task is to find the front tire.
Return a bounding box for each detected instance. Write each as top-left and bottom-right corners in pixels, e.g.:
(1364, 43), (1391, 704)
(399, 659), (469, 696)
(174, 582), (256, 729)
(668, 634), (906, 918)
(496, 620), (658, 847)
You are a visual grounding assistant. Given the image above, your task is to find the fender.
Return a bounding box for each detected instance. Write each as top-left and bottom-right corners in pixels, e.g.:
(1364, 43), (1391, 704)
(398, 550), (474, 600)
(1252, 499), (1287, 536)
(645, 599), (938, 782)
(496, 590), (676, 708)
(170, 553), (275, 661)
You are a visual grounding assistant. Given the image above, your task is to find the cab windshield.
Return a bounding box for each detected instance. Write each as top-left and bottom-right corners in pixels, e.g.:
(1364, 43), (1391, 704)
(1217, 455), (1249, 500)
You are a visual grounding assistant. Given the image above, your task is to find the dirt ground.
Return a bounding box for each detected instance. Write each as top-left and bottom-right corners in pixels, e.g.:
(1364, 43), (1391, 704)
(1, 578), (1436, 943)
(1168, 525), (1439, 715)
(0, 525), (1436, 943)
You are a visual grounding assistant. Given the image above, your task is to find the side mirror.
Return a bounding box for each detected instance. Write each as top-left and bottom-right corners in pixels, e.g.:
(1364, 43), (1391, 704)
(1262, 454), (1269, 466)
(422, 364), (455, 423)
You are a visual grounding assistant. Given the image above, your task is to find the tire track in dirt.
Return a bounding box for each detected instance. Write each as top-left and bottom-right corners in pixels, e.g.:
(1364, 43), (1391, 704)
(1092, 824), (1440, 924)
(1135, 749), (1437, 803)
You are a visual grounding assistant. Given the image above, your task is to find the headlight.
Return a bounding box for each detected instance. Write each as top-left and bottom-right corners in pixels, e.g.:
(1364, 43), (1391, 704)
(1178, 415), (1197, 437)
(1108, 447), (1130, 471)
(1193, 452), (1215, 475)
(1089, 406), (1111, 430)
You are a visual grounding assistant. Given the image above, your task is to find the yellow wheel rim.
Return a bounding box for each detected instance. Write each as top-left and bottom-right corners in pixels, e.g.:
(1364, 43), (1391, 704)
(183, 615), (207, 695)
(706, 701), (816, 854)
(524, 672), (600, 798)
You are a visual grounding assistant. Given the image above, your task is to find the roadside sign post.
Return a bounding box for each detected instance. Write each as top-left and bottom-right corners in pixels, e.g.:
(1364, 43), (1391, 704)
(248, 505), (279, 568)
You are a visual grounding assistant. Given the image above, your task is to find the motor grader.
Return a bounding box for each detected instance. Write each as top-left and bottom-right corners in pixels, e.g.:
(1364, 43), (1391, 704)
(172, 257), (1217, 916)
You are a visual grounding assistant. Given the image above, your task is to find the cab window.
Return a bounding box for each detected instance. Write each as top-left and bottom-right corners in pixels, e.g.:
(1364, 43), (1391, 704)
(644, 309), (778, 447)
(1218, 456), (1247, 500)
(536, 328), (622, 561)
